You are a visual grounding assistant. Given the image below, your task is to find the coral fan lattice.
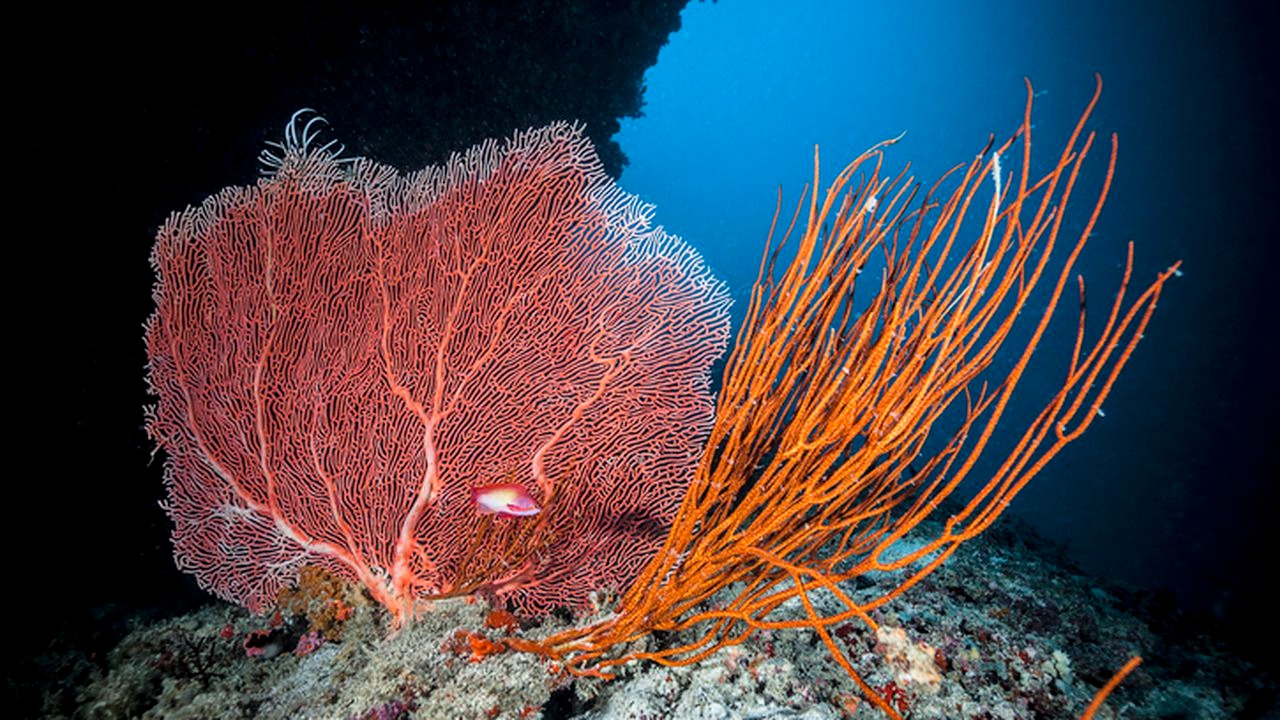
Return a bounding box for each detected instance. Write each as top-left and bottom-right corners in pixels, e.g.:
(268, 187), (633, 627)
(146, 121), (730, 625)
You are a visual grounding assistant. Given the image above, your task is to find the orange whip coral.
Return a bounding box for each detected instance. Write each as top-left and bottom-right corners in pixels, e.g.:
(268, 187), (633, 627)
(516, 75), (1178, 719)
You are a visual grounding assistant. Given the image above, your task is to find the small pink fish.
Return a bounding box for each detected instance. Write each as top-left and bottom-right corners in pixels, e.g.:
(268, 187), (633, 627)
(471, 483), (541, 518)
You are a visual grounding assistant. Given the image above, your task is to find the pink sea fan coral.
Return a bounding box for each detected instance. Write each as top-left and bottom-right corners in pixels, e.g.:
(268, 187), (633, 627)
(146, 118), (730, 625)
